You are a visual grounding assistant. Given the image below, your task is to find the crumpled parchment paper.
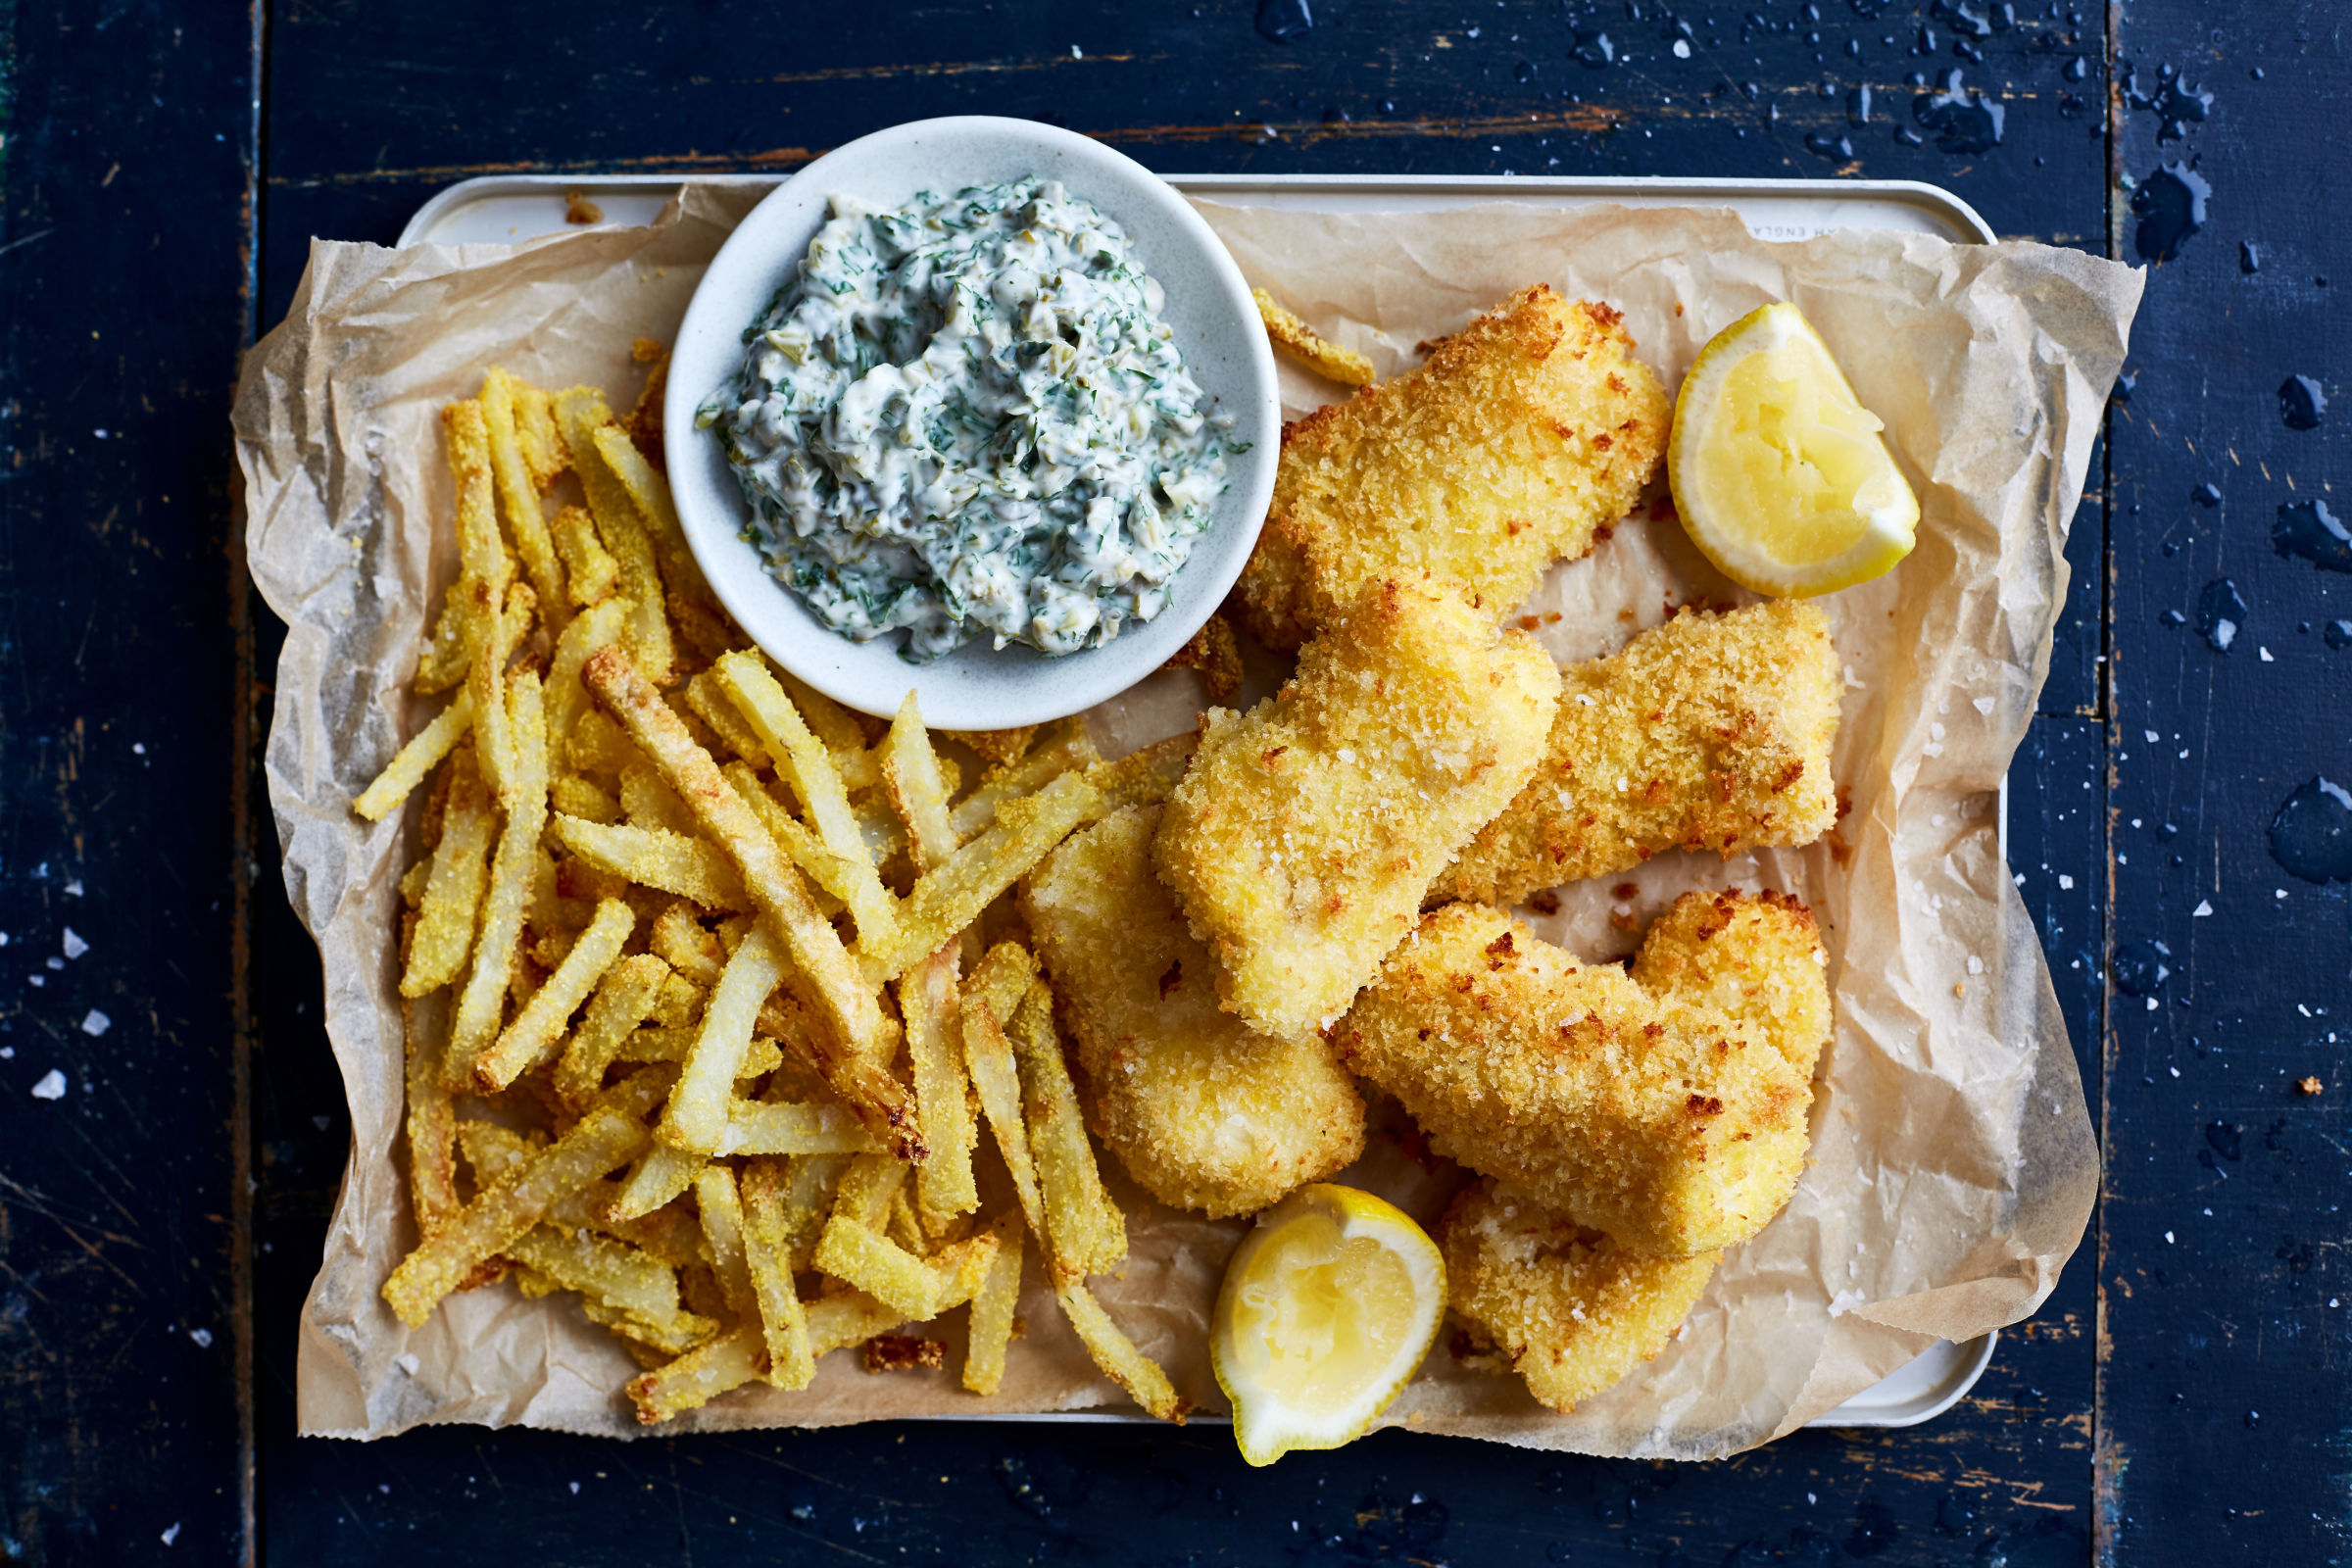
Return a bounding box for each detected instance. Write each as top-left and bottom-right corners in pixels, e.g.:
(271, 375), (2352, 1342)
(234, 181), (2137, 1455)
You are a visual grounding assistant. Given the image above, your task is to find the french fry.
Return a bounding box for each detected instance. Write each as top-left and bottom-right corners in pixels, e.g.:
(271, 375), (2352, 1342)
(593, 423), (710, 599)
(805, 1290), (906, 1359)
(585, 646), (915, 1152)
(415, 588), (475, 696)
(381, 1080), (661, 1327)
(944, 725), (1039, 767)
(544, 596), (626, 755)
(1085, 732), (1200, 813)
(683, 670), (769, 766)
(1055, 1280), (1189, 1423)
(857, 772), (1103, 986)
(504, 1227), (711, 1348)
(460, 1120), (702, 1271)
(402, 744), (495, 997)
(901, 946), (976, 1224)
(886, 1187), (927, 1255)
(564, 708), (640, 777)
(649, 971), (706, 1028)
(949, 718), (1100, 839)
(710, 650), (898, 946)
(1252, 287), (1376, 387)
(616, 1028), (782, 1079)
(469, 581), (535, 809)
(549, 773), (619, 823)
(618, 763), (703, 837)
(694, 1164), (756, 1316)
(771, 1152), (851, 1273)
(649, 903), (726, 987)
(548, 814), (750, 910)
(550, 503), (620, 608)
(356, 689), (476, 822)
(403, 987), (460, 1240)
(510, 379), (564, 489)
(661, 922), (787, 1154)
(481, 368), (567, 626)
(1010, 981), (1126, 1276)
(961, 1212), (1025, 1396)
(446, 397), (516, 605)
(556, 388), (672, 685)
(445, 668), (549, 1090)
(961, 949), (1052, 1259)
(726, 1100), (876, 1155)
(813, 1154), (943, 1318)
(625, 1322), (763, 1425)
(768, 665), (866, 757)
(609, 1140), (703, 1224)
(880, 691), (958, 870)
(474, 897), (635, 1092)
(740, 1159), (815, 1389)
(720, 762), (866, 924)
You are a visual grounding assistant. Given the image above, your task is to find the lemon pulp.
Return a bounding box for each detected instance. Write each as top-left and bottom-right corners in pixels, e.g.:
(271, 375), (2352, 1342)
(1668, 301), (1919, 596)
(1210, 1184), (1446, 1465)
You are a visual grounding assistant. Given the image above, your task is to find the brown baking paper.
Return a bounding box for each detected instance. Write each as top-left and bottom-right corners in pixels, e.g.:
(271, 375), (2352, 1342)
(235, 182), (2137, 1455)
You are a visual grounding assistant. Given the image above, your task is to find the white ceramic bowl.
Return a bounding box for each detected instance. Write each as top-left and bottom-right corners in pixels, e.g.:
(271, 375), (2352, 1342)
(664, 116), (1280, 728)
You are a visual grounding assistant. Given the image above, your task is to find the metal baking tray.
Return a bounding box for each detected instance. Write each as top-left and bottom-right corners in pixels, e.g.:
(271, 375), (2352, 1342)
(397, 170), (2001, 1433)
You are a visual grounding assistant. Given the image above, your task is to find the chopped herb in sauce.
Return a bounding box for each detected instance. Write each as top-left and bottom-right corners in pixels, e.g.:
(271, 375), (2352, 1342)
(702, 178), (1237, 662)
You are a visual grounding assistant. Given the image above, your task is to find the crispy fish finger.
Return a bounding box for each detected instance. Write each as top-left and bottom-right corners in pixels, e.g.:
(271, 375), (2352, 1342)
(1442, 599), (1841, 907)
(1155, 576), (1560, 1041)
(1022, 805), (1366, 1218)
(1334, 903), (1809, 1256)
(1442, 1178), (1718, 1413)
(1629, 888), (1832, 1083)
(1239, 285), (1669, 649)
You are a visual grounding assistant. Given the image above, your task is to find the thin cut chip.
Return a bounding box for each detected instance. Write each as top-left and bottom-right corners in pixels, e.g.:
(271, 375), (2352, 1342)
(711, 651), (898, 947)
(1022, 805), (1365, 1218)
(944, 725), (1038, 767)
(445, 668), (550, 1090)
(548, 814), (750, 910)
(564, 709), (640, 778)
(468, 582), (535, 809)
(544, 597), (627, 761)
(503, 1226), (710, 1347)
(720, 762), (869, 924)
(901, 946), (977, 1224)
(857, 771), (1102, 986)
(511, 380), (565, 490)
(402, 986), (460, 1239)
(813, 1155), (943, 1318)
(608, 1140), (703, 1224)
(662, 923), (787, 1155)
(727, 1100), (876, 1155)
(649, 972), (706, 1029)
(649, 903), (726, 987)
(550, 773), (619, 823)
(1252, 287), (1377, 387)
(961, 1212), (1025, 1396)
(960, 949), (1053, 1264)
(805, 1290), (906, 1359)
(1244, 287), (1670, 649)
(356, 688), (476, 822)
(619, 762), (703, 838)
(880, 692), (958, 871)
(475, 897), (635, 1091)
(594, 423), (710, 599)
(949, 719), (1100, 839)
(1441, 600), (1843, 906)
(1084, 733), (1199, 815)
(625, 1321), (762, 1425)
(550, 503), (621, 608)
(694, 1164), (756, 1316)
(1333, 903), (1812, 1257)
(740, 1159), (816, 1389)
(683, 670), (769, 767)
(556, 387), (672, 685)
(381, 1079), (661, 1326)
(402, 744), (496, 997)
(1154, 576), (1560, 1041)
(1009, 981), (1126, 1277)
(1054, 1279), (1188, 1423)
(553, 953), (670, 1108)
(771, 1152), (852, 1274)
(481, 368), (567, 624)
(585, 645), (912, 1155)
(1442, 1178), (1719, 1413)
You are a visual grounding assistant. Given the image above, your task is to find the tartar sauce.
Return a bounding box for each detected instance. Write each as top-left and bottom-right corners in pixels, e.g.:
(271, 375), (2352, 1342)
(703, 178), (1237, 662)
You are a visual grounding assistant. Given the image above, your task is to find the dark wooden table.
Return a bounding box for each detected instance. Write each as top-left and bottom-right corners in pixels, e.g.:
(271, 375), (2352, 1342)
(3, 2), (2341, 1562)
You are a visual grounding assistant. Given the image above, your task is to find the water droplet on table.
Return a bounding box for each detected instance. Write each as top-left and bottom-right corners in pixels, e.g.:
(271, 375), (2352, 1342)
(2279, 373), (2327, 430)
(2270, 777), (2352, 883)
(1255, 0), (1313, 44)
(2274, 499), (2352, 572)
(2113, 939), (2172, 997)
(2196, 578), (2247, 651)
(2131, 162), (2210, 264)
(1912, 69), (2005, 152)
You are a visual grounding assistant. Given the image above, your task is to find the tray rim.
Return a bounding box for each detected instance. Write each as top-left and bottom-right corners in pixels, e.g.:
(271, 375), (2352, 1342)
(379, 165), (2007, 1439)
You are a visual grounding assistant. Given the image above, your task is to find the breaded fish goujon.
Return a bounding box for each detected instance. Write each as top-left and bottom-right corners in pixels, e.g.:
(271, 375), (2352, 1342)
(1154, 576), (1561, 1042)
(1238, 285), (1669, 650)
(1441, 599), (1841, 907)
(1335, 903), (1812, 1257)
(1022, 805), (1366, 1218)
(1442, 1178), (1720, 1413)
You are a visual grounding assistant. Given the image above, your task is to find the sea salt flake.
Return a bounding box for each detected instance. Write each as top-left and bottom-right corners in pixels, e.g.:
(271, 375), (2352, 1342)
(64, 879), (83, 897)
(189, 1327), (214, 1348)
(1966, 955), (1984, 975)
(62, 927), (88, 958)
(81, 1009), (112, 1037)
(2058, 873), (2074, 890)
(162, 1524), (181, 1546)
(1973, 695), (1995, 714)
(2193, 900), (2213, 916)
(30, 1069), (67, 1100)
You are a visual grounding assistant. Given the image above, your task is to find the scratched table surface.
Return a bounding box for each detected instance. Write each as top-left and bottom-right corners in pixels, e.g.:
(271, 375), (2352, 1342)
(2, 1), (2343, 1562)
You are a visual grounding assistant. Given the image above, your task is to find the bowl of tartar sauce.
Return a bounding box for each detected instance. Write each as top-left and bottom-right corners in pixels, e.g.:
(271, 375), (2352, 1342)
(665, 116), (1281, 727)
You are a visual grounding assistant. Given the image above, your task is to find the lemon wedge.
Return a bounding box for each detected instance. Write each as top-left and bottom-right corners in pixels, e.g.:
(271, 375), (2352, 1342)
(1667, 301), (1920, 596)
(1210, 1183), (1446, 1466)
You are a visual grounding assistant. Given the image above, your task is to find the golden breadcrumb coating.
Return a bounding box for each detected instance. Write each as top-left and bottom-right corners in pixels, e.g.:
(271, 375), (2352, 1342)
(1443, 1178), (1719, 1413)
(1442, 599), (1841, 907)
(1237, 285), (1669, 650)
(1629, 888), (1832, 1083)
(1021, 806), (1367, 1218)
(1334, 902), (1810, 1256)
(1154, 577), (1561, 1041)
